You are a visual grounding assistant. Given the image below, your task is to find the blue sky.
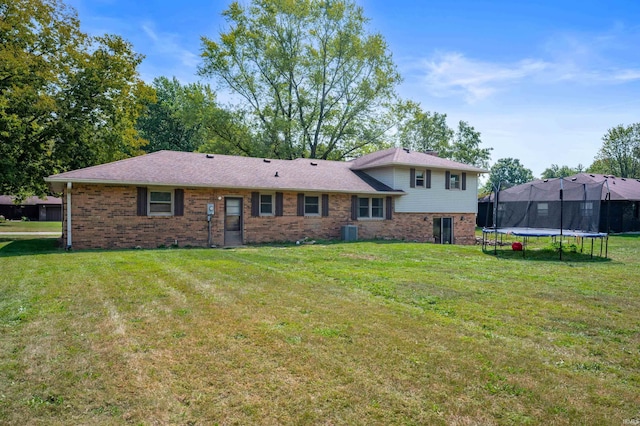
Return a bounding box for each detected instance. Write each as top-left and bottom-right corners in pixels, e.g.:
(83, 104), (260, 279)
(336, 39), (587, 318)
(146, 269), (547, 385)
(66, 0), (640, 177)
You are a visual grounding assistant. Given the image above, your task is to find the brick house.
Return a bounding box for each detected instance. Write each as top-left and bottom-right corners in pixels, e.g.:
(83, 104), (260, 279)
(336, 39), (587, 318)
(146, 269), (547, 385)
(45, 148), (486, 249)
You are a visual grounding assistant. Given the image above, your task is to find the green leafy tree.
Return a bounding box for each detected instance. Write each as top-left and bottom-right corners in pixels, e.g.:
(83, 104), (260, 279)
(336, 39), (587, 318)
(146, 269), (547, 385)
(199, 0), (401, 160)
(450, 120), (492, 169)
(589, 123), (640, 178)
(483, 158), (534, 193)
(541, 164), (584, 179)
(137, 76), (223, 153)
(0, 0), (151, 199)
(397, 101), (453, 156)
(396, 102), (491, 168)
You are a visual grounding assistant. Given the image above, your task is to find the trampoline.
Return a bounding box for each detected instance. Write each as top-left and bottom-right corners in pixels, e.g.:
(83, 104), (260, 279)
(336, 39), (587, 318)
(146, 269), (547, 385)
(482, 177), (611, 259)
(482, 227), (609, 258)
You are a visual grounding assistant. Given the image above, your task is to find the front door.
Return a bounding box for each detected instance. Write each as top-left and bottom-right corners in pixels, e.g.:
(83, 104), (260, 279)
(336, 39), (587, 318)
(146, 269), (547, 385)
(433, 217), (453, 244)
(224, 197), (243, 246)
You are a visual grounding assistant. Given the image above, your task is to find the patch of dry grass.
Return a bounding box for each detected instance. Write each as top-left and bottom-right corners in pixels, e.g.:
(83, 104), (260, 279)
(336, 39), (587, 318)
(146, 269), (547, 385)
(0, 236), (639, 424)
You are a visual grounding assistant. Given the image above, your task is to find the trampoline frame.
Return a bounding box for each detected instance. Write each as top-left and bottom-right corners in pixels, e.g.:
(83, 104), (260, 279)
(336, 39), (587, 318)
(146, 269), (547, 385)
(481, 227), (609, 259)
(483, 179), (611, 260)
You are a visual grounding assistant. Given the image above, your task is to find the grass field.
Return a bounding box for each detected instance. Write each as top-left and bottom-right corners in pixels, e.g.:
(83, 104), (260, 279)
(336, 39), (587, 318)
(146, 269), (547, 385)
(0, 236), (639, 424)
(0, 221), (62, 233)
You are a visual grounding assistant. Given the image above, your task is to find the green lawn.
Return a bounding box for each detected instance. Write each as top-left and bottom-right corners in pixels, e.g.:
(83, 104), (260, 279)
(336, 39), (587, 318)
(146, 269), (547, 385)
(0, 220), (62, 233)
(0, 236), (639, 424)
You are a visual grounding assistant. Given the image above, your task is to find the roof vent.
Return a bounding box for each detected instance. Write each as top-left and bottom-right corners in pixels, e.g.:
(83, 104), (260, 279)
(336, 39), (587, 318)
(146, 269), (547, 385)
(590, 174), (595, 177)
(263, 159), (271, 163)
(621, 178), (626, 181)
(275, 171), (279, 177)
(571, 177), (577, 181)
(310, 161), (318, 166)
(403, 147), (410, 153)
(206, 154), (214, 159)
(543, 179), (548, 182)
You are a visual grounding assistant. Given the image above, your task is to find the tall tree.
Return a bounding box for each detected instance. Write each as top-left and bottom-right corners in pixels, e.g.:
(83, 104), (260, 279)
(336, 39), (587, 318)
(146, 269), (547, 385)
(396, 101), (452, 156)
(199, 0), (401, 160)
(541, 164), (584, 179)
(137, 76), (222, 153)
(483, 158), (534, 193)
(450, 120), (492, 169)
(590, 123), (640, 178)
(0, 0), (151, 199)
(396, 102), (491, 168)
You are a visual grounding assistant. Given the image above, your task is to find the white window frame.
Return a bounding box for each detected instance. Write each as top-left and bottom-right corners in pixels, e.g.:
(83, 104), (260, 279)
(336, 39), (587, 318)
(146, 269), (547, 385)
(538, 202), (549, 217)
(304, 195), (320, 216)
(260, 193), (274, 216)
(581, 201), (593, 218)
(148, 188), (174, 216)
(449, 173), (461, 190)
(357, 197), (384, 219)
(415, 170), (425, 187)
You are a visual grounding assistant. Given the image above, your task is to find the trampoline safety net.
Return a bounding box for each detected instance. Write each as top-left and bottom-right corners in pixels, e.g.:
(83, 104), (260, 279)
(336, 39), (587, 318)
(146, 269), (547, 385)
(495, 178), (606, 233)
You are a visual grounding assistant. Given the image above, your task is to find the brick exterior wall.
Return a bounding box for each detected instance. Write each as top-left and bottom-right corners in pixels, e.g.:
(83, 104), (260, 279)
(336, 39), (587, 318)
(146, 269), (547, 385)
(62, 184), (477, 249)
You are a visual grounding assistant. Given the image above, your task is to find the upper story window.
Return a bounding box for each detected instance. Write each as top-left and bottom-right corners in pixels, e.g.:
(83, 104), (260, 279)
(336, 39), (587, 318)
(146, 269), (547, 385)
(445, 171), (466, 190)
(410, 168), (431, 188)
(149, 190), (173, 215)
(358, 197), (384, 219)
(260, 194), (273, 215)
(581, 201), (593, 218)
(449, 173), (460, 190)
(304, 195), (320, 215)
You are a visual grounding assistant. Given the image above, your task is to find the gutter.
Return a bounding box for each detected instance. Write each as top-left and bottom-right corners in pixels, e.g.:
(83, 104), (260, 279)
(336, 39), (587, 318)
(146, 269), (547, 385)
(66, 182), (72, 250)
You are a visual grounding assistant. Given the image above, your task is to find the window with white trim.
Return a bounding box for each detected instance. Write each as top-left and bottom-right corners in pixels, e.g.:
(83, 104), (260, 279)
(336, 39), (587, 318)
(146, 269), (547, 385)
(304, 195), (320, 215)
(581, 201), (593, 218)
(260, 194), (273, 216)
(537, 202), (548, 217)
(358, 197), (384, 219)
(149, 190), (173, 215)
(415, 170), (425, 187)
(449, 173), (460, 189)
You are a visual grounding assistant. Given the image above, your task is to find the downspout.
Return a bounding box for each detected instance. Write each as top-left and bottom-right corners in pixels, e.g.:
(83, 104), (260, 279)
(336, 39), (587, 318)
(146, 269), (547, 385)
(66, 182), (72, 250)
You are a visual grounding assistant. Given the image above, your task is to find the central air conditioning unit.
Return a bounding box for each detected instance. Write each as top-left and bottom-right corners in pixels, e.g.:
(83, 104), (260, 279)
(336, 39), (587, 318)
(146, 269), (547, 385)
(340, 225), (358, 241)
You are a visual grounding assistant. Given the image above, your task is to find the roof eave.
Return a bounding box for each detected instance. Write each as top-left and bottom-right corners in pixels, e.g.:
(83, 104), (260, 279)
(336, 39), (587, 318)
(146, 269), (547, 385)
(45, 177), (405, 196)
(351, 161), (487, 173)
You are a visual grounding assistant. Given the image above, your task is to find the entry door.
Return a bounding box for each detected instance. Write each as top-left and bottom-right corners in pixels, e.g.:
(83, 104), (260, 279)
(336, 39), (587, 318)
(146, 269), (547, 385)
(224, 197), (243, 246)
(433, 217), (453, 244)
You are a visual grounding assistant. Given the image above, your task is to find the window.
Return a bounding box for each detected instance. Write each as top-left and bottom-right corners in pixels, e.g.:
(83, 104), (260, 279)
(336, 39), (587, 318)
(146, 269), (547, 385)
(260, 194), (273, 215)
(449, 173), (460, 189)
(581, 202), (593, 218)
(358, 197), (384, 218)
(538, 202), (548, 217)
(304, 196), (320, 215)
(149, 190), (173, 215)
(415, 170), (425, 187)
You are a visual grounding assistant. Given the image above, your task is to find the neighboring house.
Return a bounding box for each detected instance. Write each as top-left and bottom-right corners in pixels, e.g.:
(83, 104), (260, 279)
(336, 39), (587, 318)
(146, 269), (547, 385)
(45, 148), (486, 249)
(0, 195), (62, 221)
(477, 173), (640, 233)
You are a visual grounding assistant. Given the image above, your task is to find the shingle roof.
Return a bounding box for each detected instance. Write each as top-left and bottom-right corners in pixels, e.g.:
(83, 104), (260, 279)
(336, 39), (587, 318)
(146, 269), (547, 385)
(350, 147), (488, 173)
(46, 151), (402, 195)
(480, 173), (640, 202)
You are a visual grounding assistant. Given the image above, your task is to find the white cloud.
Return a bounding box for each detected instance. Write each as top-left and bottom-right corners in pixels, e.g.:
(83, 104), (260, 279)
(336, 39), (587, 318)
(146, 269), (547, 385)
(417, 27), (640, 104)
(421, 52), (549, 103)
(140, 21), (200, 77)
